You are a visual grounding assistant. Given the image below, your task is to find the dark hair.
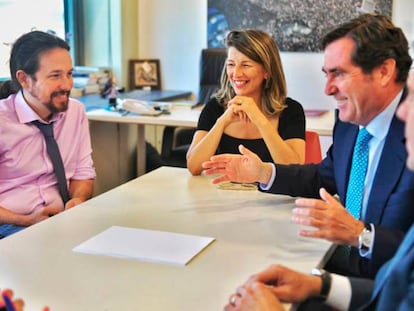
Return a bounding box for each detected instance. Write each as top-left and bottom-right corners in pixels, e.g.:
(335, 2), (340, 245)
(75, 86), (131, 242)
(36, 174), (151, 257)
(216, 29), (287, 116)
(322, 13), (412, 83)
(0, 30), (70, 99)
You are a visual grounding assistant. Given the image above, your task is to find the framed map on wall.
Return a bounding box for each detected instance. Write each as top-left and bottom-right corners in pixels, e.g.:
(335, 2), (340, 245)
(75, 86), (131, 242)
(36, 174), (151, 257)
(207, 0), (393, 52)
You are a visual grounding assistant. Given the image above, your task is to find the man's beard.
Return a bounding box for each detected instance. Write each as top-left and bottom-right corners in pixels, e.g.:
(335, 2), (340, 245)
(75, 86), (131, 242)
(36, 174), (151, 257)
(44, 90), (70, 113)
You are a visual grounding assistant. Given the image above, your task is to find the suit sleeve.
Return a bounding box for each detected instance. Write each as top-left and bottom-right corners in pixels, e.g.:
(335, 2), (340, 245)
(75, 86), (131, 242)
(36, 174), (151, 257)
(366, 175), (414, 276)
(265, 144), (338, 198)
(349, 277), (375, 310)
(369, 227), (406, 276)
(381, 254), (414, 311)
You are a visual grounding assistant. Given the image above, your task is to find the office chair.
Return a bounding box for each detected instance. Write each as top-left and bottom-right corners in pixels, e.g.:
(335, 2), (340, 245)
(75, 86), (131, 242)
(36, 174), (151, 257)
(304, 130), (323, 164)
(161, 48), (227, 167)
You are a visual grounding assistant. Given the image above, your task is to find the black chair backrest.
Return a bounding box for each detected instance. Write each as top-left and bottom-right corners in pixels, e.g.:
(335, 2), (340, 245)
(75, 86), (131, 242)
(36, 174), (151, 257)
(160, 48), (227, 167)
(197, 48), (227, 104)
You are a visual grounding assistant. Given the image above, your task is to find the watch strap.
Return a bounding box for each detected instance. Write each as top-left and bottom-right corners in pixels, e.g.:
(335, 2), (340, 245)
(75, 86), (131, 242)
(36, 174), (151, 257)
(311, 268), (332, 301)
(319, 270), (332, 300)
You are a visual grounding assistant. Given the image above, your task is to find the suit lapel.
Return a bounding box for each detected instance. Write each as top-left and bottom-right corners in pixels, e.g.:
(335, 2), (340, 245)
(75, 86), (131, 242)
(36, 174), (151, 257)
(339, 89), (407, 210)
(335, 123), (359, 204)
(365, 116), (406, 223)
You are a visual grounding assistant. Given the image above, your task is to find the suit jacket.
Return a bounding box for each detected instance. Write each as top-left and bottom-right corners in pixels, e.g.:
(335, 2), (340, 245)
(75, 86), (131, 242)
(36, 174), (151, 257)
(267, 113), (414, 277)
(350, 222), (414, 310)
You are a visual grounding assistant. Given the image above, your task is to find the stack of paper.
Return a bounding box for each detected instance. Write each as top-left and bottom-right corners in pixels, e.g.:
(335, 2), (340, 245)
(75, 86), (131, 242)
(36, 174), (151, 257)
(73, 226), (215, 266)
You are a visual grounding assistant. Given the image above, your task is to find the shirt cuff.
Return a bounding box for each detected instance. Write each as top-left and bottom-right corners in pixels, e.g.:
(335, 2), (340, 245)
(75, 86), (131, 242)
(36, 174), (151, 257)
(359, 223), (375, 259)
(325, 273), (351, 311)
(258, 163), (276, 191)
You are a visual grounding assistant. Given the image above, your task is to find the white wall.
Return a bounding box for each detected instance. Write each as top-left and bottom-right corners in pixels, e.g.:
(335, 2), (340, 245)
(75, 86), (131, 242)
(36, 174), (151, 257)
(83, 0), (111, 67)
(137, 0), (414, 110)
(138, 0), (206, 98)
(82, 0), (137, 88)
(394, 0), (414, 45)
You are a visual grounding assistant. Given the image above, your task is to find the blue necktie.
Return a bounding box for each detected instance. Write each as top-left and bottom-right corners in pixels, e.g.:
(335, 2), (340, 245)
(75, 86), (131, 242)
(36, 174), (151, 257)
(346, 128), (372, 219)
(32, 120), (70, 205)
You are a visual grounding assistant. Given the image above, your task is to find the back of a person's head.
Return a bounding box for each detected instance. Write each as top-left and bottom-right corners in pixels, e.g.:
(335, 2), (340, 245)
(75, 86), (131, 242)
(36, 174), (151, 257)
(0, 80), (19, 100)
(0, 30), (70, 99)
(322, 13), (412, 83)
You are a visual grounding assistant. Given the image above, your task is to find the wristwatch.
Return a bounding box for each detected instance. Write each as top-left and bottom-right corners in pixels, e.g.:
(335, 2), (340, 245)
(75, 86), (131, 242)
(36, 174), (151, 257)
(358, 223), (373, 251)
(311, 268), (332, 301)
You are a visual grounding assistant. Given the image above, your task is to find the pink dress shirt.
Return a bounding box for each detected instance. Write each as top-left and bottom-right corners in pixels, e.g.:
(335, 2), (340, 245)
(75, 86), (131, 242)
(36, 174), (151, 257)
(0, 91), (96, 214)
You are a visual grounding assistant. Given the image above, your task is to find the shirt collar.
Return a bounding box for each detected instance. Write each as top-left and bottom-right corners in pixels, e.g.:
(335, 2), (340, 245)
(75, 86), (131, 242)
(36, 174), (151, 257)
(15, 90), (62, 124)
(363, 89), (403, 140)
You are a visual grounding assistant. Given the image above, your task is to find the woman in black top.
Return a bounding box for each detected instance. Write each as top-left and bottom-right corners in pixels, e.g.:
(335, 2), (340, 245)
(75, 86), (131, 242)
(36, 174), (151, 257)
(187, 29), (305, 175)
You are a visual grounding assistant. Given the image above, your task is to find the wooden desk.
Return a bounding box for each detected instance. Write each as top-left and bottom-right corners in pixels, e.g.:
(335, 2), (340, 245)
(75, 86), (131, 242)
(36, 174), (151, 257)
(78, 89), (192, 112)
(87, 105), (200, 177)
(86, 106), (334, 178)
(306, 110), (335, 136)
(88, 108), (334, 136)
(0, 167), (331, 311)
(76, 90), (193, 193)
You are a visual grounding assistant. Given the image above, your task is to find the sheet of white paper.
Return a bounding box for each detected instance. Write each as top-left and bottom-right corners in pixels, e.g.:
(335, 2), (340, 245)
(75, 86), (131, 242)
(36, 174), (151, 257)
(73, 226), (215, 266)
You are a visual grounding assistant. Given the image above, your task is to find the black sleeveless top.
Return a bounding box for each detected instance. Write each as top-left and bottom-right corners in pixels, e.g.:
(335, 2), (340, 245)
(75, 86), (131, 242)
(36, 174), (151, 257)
(197, 97), (305, 162)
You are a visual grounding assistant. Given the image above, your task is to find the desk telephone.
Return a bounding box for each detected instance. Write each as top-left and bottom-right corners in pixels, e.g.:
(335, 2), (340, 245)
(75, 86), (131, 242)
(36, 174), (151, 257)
(121, 99), (171, 116)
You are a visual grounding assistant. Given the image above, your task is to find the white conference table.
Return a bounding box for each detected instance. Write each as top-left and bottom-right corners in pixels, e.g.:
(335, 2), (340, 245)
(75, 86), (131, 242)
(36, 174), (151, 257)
(0, 167), (331, 311)
(86, 106), (335, 177)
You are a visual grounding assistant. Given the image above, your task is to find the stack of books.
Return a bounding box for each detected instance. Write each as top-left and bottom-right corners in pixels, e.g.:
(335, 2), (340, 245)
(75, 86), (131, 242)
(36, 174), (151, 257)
(72, 66), (112, 96)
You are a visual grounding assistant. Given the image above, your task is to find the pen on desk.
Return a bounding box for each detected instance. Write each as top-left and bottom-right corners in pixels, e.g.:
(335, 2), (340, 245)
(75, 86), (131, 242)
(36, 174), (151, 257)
(1, 293), (16, 311)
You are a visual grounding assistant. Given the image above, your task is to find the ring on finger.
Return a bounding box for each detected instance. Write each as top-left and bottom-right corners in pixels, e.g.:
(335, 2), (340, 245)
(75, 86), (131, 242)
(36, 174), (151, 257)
(229, 293), (239, 306)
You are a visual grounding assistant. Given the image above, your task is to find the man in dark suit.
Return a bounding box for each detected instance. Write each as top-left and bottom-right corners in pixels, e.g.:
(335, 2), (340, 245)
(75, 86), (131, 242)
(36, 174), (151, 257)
(202, 13), (414, 279)
(222, 44), (414, 311)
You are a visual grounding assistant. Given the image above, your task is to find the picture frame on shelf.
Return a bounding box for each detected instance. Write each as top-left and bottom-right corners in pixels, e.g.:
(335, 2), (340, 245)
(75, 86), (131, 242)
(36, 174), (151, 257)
(128, 59), (161, 90)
